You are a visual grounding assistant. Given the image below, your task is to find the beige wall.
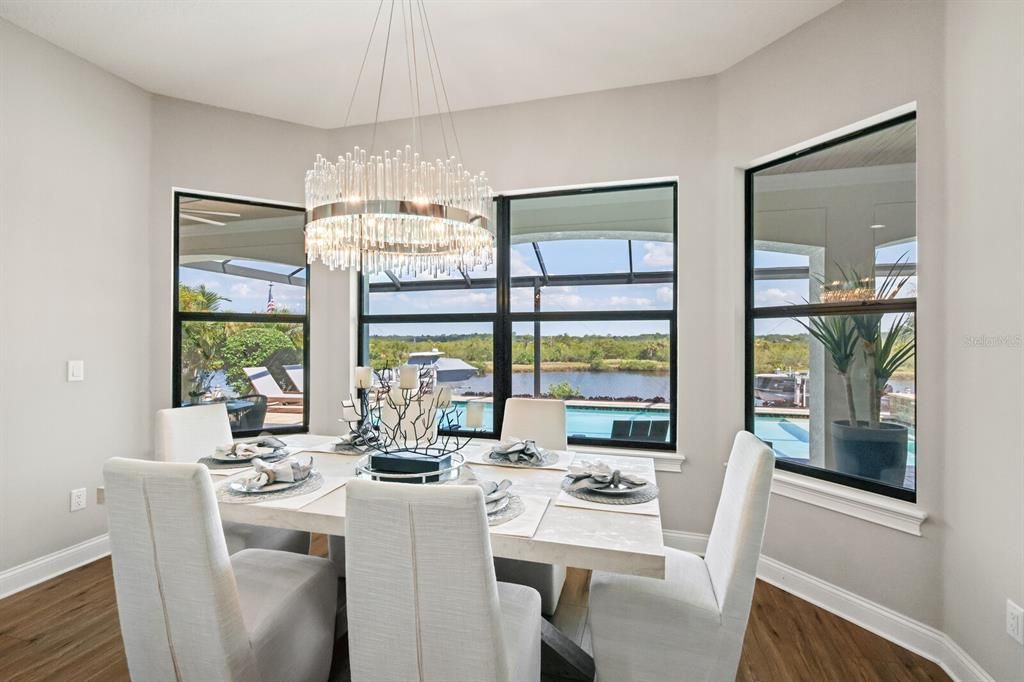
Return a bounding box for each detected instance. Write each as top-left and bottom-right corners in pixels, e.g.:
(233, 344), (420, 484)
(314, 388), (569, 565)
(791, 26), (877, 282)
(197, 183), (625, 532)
(716, 0), (947, 627)
(941, 2), (1024, 680)
(0, 20), (152, 568)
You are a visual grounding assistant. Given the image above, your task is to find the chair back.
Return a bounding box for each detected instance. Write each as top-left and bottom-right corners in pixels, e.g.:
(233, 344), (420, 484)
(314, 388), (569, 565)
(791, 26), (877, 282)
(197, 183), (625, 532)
(243, 366), (287, 398)
(103, 457), (256, 682)
(284, 364), (305, 392)
(501, 398), (567, 450)
(155, 403), (232, 463)
(234, 395), (268, 431)
(703, 431), (774, 618)
(346, 479), (510, 682)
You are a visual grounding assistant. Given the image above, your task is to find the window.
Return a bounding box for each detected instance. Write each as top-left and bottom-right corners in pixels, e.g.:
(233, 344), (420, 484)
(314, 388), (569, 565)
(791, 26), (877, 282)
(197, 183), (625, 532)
(746, 114), (917, 501)
(360, 182), (677, 450)
(173, 192), (309, 435)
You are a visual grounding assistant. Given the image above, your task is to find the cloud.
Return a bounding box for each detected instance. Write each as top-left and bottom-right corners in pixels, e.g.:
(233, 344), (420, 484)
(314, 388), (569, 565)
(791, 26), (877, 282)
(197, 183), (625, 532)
(608, 296), (654, 309)
(656, 286), (674, 303)
(754, 287), (799, 307)
(510, 248), (540, 277)
(230, 283), (253, 297)
(642, 242), (674, 268)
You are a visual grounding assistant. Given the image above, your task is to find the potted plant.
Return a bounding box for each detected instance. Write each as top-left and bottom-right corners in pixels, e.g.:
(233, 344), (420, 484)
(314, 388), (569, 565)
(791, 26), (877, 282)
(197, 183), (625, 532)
(799, 257), (915, 486)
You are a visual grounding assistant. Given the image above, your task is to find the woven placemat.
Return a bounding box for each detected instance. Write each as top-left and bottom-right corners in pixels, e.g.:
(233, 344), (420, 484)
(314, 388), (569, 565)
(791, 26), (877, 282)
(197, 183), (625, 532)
(198, 454), (288, 470)
(560, 477), (659, 505)
(216, 471), (324, 504)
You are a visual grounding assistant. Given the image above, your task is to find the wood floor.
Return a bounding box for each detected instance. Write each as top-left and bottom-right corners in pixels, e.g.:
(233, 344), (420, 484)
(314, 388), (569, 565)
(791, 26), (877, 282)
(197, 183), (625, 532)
(0, 536), (950, 682)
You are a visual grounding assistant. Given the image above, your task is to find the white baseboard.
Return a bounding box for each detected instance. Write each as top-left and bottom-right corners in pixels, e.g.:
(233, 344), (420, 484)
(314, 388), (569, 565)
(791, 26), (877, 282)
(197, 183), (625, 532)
(662, 529), (992, 682)
(0, 534), (110, 599)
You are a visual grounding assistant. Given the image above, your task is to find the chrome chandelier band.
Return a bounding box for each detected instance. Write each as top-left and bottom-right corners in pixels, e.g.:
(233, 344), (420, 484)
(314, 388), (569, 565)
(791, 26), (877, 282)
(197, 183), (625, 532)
(306, 199), (490, 231)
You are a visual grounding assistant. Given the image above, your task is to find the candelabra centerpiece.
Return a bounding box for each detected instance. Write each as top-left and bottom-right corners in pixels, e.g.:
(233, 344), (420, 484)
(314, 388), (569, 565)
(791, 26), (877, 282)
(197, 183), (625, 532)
(341, 363), (486, 483)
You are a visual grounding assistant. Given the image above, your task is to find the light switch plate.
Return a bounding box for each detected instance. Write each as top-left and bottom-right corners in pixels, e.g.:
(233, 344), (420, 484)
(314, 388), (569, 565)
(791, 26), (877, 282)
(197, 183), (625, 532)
(67, 360), (84, 382)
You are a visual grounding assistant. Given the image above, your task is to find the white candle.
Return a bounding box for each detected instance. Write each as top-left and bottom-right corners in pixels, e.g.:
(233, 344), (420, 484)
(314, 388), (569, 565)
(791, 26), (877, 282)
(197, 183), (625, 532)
(399, 364), (419, 390)
(465, 401), (484, 429)
(436, 386), (452, 407)
(354, 366), (372, 389)
(390, 383), (404, 403)
(340, 404), (361, 422)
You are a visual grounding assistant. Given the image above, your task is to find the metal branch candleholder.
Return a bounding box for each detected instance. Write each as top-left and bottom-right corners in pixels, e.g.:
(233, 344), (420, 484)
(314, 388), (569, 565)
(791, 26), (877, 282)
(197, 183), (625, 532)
(341, 367), (474, 459)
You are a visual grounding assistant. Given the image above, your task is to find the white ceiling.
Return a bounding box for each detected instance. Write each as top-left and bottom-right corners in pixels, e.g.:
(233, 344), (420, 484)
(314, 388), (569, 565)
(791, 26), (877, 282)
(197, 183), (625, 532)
(0, 0), (840, 129)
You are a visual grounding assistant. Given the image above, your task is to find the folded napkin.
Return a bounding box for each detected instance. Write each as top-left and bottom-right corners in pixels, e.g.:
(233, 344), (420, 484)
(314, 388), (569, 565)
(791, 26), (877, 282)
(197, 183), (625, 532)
(566, 459), (647, 492)
(489, 439), (545, 465)
(214, 436), (287, 460)
(243, 456), (314, 490)
(461, 468), (514, 512)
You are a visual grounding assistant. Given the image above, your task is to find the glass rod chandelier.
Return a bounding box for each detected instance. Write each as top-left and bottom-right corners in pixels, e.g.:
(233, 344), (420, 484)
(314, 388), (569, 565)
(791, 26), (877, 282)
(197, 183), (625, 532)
(304, 0), (495, 276)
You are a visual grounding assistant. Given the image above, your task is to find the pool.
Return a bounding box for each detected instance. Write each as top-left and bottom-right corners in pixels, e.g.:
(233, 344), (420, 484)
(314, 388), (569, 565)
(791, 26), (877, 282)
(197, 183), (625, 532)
(754, 415), (916, 466)
(452, 400), (670, 441)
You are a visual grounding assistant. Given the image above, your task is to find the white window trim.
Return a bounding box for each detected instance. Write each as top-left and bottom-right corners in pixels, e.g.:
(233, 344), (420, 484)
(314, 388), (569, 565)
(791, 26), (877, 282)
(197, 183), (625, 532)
(771, 469), (927, 536)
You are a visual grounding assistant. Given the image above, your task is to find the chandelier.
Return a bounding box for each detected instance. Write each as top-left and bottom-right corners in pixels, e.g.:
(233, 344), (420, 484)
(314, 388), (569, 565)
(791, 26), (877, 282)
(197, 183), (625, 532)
(304, 0), (495, 276)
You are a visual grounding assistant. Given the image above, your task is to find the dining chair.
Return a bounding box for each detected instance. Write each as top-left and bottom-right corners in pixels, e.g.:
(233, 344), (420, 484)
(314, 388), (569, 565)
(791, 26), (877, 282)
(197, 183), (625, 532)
(103, 457), (337, 682)
(495, 397), (568, 615)
(155, 404), (311, 555)
(588, 431), (774, 682)
(345, 479), (542, 682)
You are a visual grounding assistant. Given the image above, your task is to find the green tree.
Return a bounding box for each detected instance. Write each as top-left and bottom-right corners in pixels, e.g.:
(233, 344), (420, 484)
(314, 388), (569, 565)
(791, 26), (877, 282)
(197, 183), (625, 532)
(221, 327), (300, 395)
(178, 284), (232, 398)
(547, 381), (582, 400)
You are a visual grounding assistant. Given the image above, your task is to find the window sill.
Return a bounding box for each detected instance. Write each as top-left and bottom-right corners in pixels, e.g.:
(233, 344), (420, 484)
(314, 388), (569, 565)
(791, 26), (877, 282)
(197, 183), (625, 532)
(771, 470), (927, 536)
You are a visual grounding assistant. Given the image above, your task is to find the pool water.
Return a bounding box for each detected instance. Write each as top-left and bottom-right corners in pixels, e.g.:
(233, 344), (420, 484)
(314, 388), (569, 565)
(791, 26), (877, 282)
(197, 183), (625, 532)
(754, 415), (916, 466)
(452, 400), (670, 441)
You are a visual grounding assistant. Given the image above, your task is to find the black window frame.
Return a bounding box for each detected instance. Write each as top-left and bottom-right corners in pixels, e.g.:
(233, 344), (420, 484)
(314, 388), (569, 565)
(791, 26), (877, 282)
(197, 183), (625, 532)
(744, 112), (918, 502)
(172, 190), (311, 437)
(359, 180), (678, 451)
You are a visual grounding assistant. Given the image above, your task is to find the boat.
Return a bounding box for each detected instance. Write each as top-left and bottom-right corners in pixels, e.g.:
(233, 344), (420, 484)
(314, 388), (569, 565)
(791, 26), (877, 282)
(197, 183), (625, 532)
(753, 373), (808, 408)
(407, 350), (479, 383)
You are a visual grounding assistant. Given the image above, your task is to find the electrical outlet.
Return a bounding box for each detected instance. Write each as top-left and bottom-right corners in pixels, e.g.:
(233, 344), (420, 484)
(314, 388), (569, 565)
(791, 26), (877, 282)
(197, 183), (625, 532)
(1007, 600), (1024, 645)
(70, 488), (87, 512)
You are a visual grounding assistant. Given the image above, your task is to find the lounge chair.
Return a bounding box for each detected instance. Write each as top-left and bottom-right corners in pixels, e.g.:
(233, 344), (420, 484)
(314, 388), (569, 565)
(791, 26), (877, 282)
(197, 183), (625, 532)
(284, 364), (304, 392)
(243, 366), (304, 412)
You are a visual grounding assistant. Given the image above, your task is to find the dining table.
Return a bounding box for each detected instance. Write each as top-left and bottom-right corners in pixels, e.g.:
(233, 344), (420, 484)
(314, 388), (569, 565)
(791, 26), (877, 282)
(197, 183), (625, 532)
(207, 433), (668, 679)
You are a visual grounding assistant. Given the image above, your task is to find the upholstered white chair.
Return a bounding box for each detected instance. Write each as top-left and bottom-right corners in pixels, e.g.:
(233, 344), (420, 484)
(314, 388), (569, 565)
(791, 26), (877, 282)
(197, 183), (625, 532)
(155, 404), (311, 555)
(494, 397), (568, 615)
(588, 431), (774, 682)
(103, 457), (337, 682)
(345, 478), (542, 682)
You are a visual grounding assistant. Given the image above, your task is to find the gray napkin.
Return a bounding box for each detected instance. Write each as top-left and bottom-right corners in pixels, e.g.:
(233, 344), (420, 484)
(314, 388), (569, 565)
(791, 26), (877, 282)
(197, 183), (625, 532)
(489, 439), (545, 465)
(566, 460), (647, 492)
(239, 456), (313, 491)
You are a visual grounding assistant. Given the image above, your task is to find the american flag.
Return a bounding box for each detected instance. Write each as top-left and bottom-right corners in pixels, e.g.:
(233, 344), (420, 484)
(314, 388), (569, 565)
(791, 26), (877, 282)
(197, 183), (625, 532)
(266, 283), (276, 313)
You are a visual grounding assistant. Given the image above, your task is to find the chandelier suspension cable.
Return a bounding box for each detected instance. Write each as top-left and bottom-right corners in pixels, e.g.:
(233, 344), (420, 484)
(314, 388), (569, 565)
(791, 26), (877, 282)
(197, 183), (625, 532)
(342, 0), (385, 130)
(414, 0), (449, 160)
(418, 0), (464, 164)
(399, 0), (417, 152)
(369, 0), (397, 156)
(405, 0), (426, 154)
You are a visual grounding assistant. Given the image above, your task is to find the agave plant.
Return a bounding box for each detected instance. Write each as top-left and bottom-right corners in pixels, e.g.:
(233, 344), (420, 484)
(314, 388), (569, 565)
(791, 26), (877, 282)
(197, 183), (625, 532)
(798, 253), (915, 429)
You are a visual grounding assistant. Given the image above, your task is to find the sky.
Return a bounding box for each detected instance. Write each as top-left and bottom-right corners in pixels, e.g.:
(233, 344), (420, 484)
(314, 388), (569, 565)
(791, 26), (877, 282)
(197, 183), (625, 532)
(179, 260), (307, 314)
(366, 238), (675, 335)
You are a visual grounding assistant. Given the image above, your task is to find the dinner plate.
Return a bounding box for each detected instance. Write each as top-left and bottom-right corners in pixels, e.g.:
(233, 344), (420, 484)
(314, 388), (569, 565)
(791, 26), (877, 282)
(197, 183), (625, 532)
(228, 475), (307, 494)
(211, 446), (279, 463)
